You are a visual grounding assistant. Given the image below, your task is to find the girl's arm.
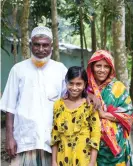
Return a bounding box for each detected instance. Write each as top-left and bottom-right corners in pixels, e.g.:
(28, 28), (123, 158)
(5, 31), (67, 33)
(88, 106), (101, 166)
(52, 144), (58, 166)
(89, 148), (98, 166)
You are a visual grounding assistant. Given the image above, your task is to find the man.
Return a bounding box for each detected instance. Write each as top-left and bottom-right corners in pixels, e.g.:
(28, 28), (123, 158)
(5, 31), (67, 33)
(1, 26), (68, 165)
(1, 26), (100, 166)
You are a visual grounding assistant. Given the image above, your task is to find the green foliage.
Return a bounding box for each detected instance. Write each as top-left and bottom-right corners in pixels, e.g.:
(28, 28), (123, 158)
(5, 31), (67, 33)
(125, 1), (133, 80)
(1, 0), (21, 56)
(30, 0), (51, 26)
(58, 0), (93, 36)
(125, 1), (133, 51)
(1, 0), (133, 53)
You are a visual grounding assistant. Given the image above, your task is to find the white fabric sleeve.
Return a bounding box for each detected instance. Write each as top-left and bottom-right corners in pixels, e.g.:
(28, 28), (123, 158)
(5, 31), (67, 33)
(61, 64), (68, 97)
(0, 66), (19, 114)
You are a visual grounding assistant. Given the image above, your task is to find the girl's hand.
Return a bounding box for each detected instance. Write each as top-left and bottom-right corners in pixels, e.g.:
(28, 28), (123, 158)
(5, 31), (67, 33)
(52, 161), (58, 166)
(88, 163), (95, 166)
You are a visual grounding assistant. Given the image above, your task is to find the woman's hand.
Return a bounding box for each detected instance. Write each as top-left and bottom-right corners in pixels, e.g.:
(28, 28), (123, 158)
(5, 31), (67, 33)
(87, 93), (101, 110)
(98, 109), (106, 118)
(98, 109), (118, 122)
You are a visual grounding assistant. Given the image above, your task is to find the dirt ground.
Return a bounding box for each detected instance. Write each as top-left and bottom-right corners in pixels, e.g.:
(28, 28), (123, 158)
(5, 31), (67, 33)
(1, 161), (8, 166)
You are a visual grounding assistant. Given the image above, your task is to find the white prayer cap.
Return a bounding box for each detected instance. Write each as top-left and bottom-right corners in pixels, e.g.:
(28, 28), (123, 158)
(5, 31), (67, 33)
(31, 26), (53, 40)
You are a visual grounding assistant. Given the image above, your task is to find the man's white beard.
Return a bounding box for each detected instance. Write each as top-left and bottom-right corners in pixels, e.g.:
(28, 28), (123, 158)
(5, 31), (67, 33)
(31, 52), (52, 63)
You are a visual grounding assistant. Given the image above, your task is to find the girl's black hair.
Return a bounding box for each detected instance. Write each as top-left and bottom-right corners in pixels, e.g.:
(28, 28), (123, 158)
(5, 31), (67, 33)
(65, 66), (88, 98)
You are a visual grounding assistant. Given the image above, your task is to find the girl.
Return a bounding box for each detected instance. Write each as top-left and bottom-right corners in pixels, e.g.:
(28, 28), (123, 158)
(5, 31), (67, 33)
(51, 66), (101, 166)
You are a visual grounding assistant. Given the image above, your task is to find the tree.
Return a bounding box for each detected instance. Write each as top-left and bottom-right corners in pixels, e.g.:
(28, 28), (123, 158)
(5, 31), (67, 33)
(12, 3), (18, 63)
(20, 0), (30, 59)
(91, 13), (96, 53)
(51, 0), (60, 61)
(1, 0), (19, 57)
(112, 0), (129, 87)
(30, 0), (51, 26)
(79, 0), (84, 67)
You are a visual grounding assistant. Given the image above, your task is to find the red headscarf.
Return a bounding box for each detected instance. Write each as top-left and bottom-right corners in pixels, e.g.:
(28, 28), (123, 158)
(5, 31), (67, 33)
(87, 50), (115, 91)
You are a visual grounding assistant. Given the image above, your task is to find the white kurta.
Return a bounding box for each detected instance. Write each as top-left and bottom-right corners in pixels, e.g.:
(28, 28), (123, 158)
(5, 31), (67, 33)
(0, 59), (67, 153)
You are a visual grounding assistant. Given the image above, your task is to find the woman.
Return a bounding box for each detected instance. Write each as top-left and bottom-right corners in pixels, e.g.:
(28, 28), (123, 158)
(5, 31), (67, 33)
(87, 50), (133, 166)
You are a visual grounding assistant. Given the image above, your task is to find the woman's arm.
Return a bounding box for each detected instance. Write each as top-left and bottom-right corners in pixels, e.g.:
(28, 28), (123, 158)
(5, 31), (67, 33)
(88, 148), (98, 166)
(87, 94), (118, 122)
(99, 109), (119, 122)
(52, 144), (58, 166)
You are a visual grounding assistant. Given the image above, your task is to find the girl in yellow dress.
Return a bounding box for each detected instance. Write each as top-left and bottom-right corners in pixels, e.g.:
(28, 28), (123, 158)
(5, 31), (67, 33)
(51, 66), (101, 166)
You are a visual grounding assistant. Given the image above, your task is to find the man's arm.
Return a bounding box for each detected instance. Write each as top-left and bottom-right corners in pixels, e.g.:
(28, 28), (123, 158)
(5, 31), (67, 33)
(0, 66), (19, 157)
(6, 112), (17, 158)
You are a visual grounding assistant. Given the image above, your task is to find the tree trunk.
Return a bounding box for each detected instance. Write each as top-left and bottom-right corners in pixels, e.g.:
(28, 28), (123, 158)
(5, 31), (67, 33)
(100, 12), (104, 49)
(20, 0), (30, 59)
(51, 0), (60, 61)
(100, 11), (107, 49)
(79, 1), (84, 68)
(1, 0), (7, 12)
(83, 29), (87, 50)
(91, 14), (96, 53)
(103, 14), (107, 49)
(130, 54), (133, 102)
(112, 0), (129, 88)
(12, 5), (17, 64)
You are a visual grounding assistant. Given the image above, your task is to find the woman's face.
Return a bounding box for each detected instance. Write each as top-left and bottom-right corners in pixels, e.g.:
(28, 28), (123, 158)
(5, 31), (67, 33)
(93, 59), (111, 85)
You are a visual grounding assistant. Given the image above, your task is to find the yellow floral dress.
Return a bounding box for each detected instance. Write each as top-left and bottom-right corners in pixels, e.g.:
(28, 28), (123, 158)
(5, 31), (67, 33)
(51, 99), (101, 166)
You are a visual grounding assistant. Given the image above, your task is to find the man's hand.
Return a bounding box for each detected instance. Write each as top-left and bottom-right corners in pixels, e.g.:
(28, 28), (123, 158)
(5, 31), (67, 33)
(6, 136), (17, 158)
(6, 112), (16, 158)
(87, 92), (101, 110)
